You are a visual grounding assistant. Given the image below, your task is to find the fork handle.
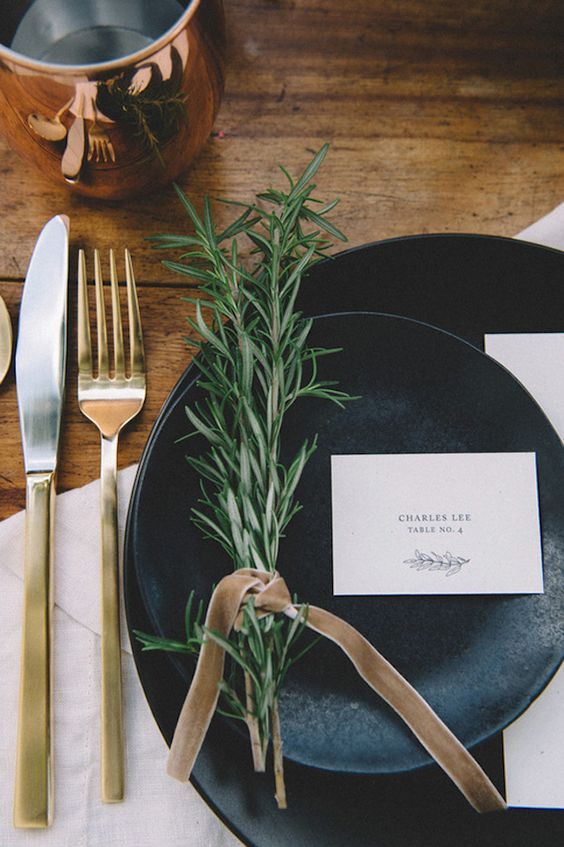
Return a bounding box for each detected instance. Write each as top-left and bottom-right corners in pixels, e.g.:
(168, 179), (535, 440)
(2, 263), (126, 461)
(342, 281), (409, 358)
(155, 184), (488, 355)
(100, 433), (124, 802)
(14, 472), (55, 828)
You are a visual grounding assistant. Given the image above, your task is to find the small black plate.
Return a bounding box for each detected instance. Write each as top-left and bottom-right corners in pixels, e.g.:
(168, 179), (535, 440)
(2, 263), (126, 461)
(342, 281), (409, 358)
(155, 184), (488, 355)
(125, 235), (564, 846)
(128, 310), (563, 774)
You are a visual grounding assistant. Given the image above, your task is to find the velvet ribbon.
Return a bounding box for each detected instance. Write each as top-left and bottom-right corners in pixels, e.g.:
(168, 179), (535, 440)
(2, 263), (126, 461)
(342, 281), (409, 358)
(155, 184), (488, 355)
(167, 569), (506, 813)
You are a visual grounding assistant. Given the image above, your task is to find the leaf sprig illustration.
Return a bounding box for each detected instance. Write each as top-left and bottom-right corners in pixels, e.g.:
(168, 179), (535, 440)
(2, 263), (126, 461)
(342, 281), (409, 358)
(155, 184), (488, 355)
(404, 549), (469, 577)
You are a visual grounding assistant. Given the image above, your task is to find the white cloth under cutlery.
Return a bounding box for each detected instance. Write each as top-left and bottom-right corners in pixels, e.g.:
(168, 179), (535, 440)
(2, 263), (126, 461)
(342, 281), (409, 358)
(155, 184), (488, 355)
(1, 207), (564, 845)
(0, 465), (242, 847)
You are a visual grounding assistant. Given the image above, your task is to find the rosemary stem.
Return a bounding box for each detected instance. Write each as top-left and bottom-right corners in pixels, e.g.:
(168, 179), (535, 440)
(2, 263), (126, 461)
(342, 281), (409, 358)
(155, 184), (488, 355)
(245, 671), (266, 772)
(272, 698), (287, 809)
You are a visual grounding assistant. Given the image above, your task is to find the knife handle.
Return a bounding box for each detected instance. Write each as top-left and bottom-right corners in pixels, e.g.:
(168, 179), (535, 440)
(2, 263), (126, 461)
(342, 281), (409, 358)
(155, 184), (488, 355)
(14, 471), (55, 829)
(61, 94), (85, 184)
(100, 433), (124, 802)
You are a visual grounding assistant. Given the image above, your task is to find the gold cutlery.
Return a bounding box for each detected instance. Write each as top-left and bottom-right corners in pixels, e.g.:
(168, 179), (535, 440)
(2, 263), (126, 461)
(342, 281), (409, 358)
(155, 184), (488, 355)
(27, 97), (74, 143)
(0, 294), (12, 384)
(78, 248), (146, 802)
(14, 216), (69, 828)
(61, 94), (86, 184)
(87, 113), (116, 164)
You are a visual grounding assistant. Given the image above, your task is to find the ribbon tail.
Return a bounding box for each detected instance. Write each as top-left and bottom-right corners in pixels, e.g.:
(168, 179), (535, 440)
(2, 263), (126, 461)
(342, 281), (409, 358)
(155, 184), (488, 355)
(302, 606), (507, 814)
(167, 572), (263, 782)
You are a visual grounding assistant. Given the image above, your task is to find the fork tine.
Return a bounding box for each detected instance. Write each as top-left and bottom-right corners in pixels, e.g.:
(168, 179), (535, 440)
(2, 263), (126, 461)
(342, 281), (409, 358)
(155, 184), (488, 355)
(94, 249), (109, 377)
(124, 249), (145, 377)
(78, 249), (93, 376)
(109, 250), (125, 378)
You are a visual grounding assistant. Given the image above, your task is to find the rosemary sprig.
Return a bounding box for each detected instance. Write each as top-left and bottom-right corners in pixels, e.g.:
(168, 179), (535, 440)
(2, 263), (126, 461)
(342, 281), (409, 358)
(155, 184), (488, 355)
(142, 145), (350, 806)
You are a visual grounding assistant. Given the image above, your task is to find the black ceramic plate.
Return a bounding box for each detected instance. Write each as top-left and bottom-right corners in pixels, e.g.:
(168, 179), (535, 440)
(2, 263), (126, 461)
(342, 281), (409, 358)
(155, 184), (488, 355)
(128, 310), (563, 773)
(125, 236), (564, 846)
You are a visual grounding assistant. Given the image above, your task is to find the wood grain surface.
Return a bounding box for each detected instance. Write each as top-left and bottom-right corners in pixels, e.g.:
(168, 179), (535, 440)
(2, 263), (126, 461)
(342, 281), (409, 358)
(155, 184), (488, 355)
(1, 0), (563, 518)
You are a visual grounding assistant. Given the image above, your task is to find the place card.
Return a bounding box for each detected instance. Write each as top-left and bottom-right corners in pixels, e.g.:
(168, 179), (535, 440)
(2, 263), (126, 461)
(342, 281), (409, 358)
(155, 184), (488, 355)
(331, 452), (543, 595)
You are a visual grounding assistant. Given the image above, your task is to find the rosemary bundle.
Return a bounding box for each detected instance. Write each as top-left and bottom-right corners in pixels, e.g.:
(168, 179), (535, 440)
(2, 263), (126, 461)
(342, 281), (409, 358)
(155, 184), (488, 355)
(138, 146), (350, 806)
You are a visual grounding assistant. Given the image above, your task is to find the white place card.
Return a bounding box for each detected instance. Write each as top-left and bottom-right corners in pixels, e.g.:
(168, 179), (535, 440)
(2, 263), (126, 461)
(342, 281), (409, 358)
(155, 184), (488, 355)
(331, 452), (544, 595)
(486, 331), (564, 810)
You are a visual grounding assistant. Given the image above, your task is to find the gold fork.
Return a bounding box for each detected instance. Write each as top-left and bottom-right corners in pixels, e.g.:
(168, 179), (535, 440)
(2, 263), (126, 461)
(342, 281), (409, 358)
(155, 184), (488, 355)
(87, 117), (116, 164)
(78, 249), (146, 802)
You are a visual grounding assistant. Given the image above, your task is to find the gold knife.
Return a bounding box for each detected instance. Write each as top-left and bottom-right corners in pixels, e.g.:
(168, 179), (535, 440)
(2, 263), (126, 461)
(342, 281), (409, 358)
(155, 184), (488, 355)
(13, 215), (69, 828)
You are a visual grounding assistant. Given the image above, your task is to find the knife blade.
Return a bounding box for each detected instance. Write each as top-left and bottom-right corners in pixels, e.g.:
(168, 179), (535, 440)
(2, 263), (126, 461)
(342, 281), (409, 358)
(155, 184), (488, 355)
(13, 215), (69, 829)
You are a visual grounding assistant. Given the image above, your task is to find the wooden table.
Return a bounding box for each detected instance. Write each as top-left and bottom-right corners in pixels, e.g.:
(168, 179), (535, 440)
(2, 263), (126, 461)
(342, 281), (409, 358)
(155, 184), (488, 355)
(1, 0), (563, 519)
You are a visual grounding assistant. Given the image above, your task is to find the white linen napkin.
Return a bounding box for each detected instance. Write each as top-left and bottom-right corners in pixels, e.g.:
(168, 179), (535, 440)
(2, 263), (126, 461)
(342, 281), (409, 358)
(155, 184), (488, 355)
(1, 208), (563, 843)
(0, 465), (242, 846)
(514, 202), (564, 250)
(484, 333), (564, 808)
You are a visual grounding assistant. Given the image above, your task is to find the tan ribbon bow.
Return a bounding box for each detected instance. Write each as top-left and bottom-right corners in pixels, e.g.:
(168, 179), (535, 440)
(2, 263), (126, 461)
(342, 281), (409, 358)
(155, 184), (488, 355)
(167, 569), (506, 813)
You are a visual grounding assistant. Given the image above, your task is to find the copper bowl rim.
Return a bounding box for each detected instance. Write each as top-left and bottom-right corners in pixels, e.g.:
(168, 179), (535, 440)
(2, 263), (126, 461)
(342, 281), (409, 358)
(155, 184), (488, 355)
(0, 0), (201, 75)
